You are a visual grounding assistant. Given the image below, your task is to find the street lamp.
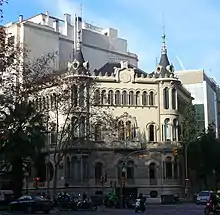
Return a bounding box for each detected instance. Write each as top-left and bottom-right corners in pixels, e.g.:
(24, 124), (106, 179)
(119, 148), (148, 208)
(24, 172), (29, 194)
(184, 136), (201, 197)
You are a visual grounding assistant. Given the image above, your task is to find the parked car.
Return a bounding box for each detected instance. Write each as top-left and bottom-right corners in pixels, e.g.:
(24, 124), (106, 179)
(9, 195), (53, 213)
(196, 191), (214, 205)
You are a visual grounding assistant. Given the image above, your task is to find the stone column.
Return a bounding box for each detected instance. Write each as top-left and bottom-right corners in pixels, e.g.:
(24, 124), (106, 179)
(175, 90), (178, 110)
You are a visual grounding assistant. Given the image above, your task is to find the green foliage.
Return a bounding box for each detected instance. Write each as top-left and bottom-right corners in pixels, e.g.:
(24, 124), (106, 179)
(0, 101), (46, 197)
(181, 103), (197, 144)
(187, 124), (220, 189)
(0, 0), (8, 19)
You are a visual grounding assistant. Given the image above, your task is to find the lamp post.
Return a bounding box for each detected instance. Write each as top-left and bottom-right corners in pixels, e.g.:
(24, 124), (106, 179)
(184, 136), (201, 198)
(24, 172), (29, 194)
(119, 148), (148, 208)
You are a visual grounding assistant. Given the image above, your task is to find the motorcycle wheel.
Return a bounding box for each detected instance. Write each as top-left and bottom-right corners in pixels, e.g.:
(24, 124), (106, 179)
(204, 207), (210, 215)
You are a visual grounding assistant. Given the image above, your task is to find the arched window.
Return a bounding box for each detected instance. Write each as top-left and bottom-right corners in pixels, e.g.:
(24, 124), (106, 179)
(135, 91), (141, 105)
(82, 156), (89, 179)
(94, 89), (100, 105)
(129, 91), (134, 105)
(122, 91), (127, 105)
(142, 91), (148, 105)
(132, 125), (136, 139)
(149, 124), (154, 142)
(173, 119), (178, 141)
(178, 125), (181, 141)
(149, 163), (156, 179)
(71, 85), (78, 107)
(149, 91), (154, 106)
(79, 116), (85, 137)
(127, 160), (134, 179)
(115, 90), (120, 105)
(165, 157), (173, 179)
(42, 97), (46, 109)
(118, 121), (125, 141)
(71, 157), (80, 181)
(117, 160), (123, 179)
(174, 159), (178, 179)
(164, 118), (171, 141)
(72, 117), (79, 137)
(126, 121), (132, 140)
(79, 85), (85, 107)
(101, 90), (107, 105)
(163, 87), (169, 109)
(94, 124), (101, 141)
(65, 156), (71, 179)
(107, 90), (114, 105)
(95, 162), (103, 180)
(172, 88), (176, 110)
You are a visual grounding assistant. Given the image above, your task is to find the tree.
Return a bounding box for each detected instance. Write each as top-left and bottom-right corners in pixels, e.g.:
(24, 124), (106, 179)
(34, 59), (117, 198)
(0, 25), (116, 197)
(181, 103), (197, 144)
(0, 27), (59, 196)
(0, 102), (46, 197)
(0, 0), (7, 19)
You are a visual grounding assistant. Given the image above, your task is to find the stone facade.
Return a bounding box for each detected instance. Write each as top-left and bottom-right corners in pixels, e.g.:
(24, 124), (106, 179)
(27, 34), (192, 199)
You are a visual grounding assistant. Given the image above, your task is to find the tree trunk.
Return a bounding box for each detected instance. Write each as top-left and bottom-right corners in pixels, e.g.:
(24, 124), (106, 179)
(52, 164), (58, 199)
(11, 158), (23, 198)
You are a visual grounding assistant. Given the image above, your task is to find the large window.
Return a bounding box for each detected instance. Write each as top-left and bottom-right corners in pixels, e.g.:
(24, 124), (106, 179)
(165, 157), (173, 179)
(164, 118), (171, 141)
(122, 91), (127, 105)
(149, 124), (154, 141)
(108, 90), (114, 105)
(135, 91), (141, 105)
(129, 91), (134, 105)
(149, 91), (154, 106)
(115, 90), (120, 105)
(95, 162), (103, 180)
(163, 87), (169, 109)
(172, 88), (176, 109)
(173, 119), (178, 141)
(142, 91), (148, 105)
(101, 90), (107, 105)
(94, 124), (101, 141)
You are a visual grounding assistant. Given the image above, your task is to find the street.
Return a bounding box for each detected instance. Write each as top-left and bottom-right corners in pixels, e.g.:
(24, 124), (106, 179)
(0, 204), (205, 215)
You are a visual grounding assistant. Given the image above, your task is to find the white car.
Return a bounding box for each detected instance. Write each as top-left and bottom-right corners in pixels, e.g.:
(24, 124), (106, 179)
(196, 191), (214, 205)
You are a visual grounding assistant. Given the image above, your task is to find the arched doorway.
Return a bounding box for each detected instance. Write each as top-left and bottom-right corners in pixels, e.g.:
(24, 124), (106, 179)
(149, 162), (157, 185)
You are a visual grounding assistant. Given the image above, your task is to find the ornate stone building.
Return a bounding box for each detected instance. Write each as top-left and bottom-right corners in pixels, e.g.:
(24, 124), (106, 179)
(27, 33), (192, 199)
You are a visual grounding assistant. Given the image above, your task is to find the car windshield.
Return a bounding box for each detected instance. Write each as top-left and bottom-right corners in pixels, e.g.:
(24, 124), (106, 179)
(32, 196), (44, 200)
(199, 191), (210, 197)
(18, 196), (32, 200)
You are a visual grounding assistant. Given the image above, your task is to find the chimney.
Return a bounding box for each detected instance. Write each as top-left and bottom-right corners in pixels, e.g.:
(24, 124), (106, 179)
(19, 15), (23, 22)
(45, 11), (49, 25)
(64, 13), (71, 24)
(53, 19), (59, 32)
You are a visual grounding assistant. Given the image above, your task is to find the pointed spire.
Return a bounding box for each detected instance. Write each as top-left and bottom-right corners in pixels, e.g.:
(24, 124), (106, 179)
(159, 30), (170, 68)
(161, 33), (167, 55)
(74, 16), (85, 63)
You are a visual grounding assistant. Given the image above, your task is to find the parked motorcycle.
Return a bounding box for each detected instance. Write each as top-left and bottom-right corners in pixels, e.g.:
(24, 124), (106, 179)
(76, 200), (97, 211)
(134, 198), (145, 213)
(204, 200), (220, 215)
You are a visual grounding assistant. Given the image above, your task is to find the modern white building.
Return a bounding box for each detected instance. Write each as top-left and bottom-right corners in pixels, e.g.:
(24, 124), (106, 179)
(176, 70), (218, 136)
(3, 12), (138, 71)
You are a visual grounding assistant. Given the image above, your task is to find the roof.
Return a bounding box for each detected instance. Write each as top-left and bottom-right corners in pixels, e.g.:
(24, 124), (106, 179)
(159, 53), (170, 68)
(94, 62), (147, 77)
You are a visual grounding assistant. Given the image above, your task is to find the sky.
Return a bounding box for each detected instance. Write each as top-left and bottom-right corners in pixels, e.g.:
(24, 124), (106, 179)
(2, 0), (220, 83)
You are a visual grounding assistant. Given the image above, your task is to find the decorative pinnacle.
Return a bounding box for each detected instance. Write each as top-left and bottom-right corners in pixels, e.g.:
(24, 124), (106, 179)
(161, 33), (167, 55)
(76, 29), (82, 50)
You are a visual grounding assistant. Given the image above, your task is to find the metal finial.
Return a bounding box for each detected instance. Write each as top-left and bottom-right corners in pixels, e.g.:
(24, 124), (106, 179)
(161, 32), (167, 54)
(76, 29), (82, 50)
